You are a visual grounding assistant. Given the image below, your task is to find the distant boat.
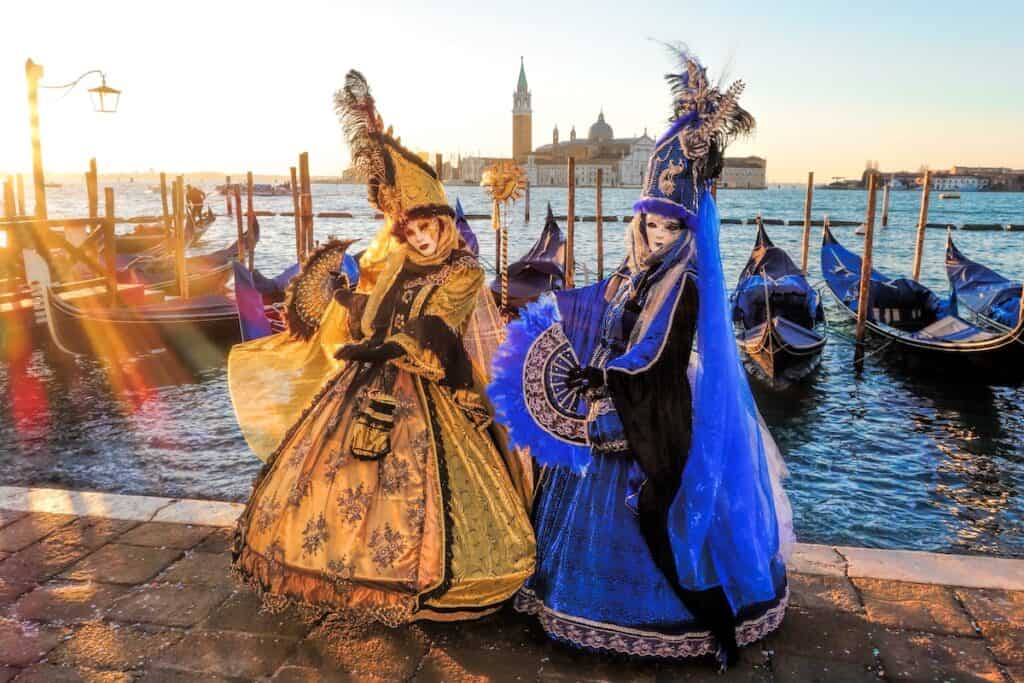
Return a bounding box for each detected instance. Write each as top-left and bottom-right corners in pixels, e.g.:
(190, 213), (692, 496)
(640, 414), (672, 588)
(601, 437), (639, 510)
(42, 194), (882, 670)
(216, 183), (292, 197)
(44, 182), (63, 188)
(940, 193), (961, 199)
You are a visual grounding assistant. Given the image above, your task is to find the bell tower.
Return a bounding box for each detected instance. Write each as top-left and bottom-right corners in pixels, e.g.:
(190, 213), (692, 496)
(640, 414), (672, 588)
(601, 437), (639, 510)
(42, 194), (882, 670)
(512, 57), (532, 163)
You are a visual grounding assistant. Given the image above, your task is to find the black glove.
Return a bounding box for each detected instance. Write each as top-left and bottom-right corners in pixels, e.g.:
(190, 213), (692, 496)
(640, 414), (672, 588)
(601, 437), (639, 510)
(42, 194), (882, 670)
(332, 279), (354, 307)
(566, 366), (605, 391)
(335, 341), (404, 363)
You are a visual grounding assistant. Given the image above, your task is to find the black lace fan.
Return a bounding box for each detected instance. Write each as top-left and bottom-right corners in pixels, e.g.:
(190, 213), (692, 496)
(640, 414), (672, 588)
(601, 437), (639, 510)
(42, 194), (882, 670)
(284, 239), (357, 340)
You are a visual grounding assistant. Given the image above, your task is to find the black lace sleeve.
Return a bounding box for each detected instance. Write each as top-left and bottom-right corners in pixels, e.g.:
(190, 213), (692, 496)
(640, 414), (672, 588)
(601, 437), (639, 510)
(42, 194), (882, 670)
(605, 275), (698, 493)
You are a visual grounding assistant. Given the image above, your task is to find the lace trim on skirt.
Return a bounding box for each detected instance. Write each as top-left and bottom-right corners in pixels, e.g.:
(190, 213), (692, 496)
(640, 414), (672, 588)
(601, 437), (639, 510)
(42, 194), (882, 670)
(513, 585), (788, 660)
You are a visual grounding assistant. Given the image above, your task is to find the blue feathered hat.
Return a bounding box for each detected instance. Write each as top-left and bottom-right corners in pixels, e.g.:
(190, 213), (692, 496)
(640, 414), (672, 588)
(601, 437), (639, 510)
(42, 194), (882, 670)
(634, 47), (755, 221)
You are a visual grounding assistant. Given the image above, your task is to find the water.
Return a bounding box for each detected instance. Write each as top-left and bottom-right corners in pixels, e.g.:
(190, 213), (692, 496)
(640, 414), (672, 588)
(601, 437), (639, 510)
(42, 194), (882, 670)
(2, 182), (1023, 557)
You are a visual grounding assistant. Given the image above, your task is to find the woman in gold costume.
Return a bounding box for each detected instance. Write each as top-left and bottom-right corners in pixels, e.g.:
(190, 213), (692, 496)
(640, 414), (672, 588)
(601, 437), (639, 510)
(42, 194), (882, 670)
(230, 71), (535, 626)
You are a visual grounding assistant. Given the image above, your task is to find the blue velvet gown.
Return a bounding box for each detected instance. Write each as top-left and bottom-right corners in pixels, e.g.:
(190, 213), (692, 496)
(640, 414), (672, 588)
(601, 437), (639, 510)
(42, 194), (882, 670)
(512, 234), (789, 659)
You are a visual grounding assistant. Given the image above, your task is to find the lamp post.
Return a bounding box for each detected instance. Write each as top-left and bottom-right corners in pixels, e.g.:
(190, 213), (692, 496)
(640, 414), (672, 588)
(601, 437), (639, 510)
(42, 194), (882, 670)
(25, 58), (121, 220)
(26, 59), (46, 219)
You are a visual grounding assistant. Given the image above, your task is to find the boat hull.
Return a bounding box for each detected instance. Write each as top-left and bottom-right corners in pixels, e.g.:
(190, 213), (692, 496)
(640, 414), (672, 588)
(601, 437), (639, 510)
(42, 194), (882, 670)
(46, 289), (241, 361)
(826, 285), (1024, 385)
(113, 213), (216, 255)
(822, 224), (1024, 385)
(738, 316), (826, 387)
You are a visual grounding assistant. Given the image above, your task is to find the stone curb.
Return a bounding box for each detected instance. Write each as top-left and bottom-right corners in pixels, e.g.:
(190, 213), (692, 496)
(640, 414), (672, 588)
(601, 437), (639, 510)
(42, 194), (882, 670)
(2, 485), (1022, 591)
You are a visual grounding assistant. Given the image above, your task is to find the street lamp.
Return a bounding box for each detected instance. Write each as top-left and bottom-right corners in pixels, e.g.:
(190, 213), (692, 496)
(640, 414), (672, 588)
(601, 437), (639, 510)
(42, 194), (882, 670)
(88, 76), (121, 114)
(25, 59), (122, 219)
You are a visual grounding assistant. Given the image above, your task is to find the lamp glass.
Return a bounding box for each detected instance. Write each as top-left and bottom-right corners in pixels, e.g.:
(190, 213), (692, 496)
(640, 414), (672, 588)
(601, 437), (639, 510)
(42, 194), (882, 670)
(88, 83), (121, 113)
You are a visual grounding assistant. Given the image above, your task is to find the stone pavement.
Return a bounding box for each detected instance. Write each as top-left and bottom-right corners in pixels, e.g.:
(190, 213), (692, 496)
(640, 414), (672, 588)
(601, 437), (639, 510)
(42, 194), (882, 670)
(0, 487), (1022, 682)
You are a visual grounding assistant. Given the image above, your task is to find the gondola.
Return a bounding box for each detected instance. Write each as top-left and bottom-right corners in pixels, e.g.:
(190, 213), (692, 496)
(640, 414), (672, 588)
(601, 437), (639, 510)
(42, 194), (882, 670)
(116, 216), (260, 296)
(0, 219), (250, 354)
(732, 222), (826, 386)
(114, 210), (215, 254)
(489, 203), (565, 310)
(45, 285), (242, 358)
(821, 224), (1024, 382)
(118, 221), (259, 298)
(945, 234), (1021, 332)
(42, 223), (260, 358)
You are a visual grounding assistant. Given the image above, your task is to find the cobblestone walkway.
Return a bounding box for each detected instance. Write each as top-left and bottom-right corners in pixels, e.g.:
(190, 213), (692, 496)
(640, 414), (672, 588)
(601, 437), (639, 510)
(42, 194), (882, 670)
(1, 507), (1022, 682)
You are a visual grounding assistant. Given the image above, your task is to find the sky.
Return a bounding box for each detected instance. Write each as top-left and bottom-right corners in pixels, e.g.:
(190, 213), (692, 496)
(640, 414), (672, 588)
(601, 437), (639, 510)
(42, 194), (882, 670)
(1, 0), (1022, 183)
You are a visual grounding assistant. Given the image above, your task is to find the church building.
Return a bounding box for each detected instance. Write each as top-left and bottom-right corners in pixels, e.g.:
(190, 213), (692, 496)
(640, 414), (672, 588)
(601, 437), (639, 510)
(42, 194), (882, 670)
(454, 59), (766, 189)
(508, 61), (653, 188)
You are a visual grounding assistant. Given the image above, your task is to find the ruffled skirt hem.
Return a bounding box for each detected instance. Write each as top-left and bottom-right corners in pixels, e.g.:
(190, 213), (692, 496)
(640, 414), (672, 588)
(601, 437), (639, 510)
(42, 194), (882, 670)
(233, 543), (505, 627)
(513, 586), (788, 660)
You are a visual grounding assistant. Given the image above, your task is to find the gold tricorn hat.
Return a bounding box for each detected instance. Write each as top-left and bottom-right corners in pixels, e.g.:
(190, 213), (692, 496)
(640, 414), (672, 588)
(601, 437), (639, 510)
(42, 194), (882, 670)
(335, 70), (452, 224)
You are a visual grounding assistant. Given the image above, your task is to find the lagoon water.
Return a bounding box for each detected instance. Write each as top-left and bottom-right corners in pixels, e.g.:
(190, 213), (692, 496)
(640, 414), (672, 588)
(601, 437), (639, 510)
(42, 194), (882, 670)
(2, 181), (1023, 557)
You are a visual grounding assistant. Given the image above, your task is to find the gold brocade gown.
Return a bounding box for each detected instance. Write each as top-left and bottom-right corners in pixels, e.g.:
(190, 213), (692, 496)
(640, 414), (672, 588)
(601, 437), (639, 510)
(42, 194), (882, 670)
(232, 250), (535, 625)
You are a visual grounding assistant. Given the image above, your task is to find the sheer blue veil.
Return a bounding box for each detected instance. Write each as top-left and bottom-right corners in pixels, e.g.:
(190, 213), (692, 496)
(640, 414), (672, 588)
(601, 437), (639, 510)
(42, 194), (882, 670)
(668, 188), (782, 611)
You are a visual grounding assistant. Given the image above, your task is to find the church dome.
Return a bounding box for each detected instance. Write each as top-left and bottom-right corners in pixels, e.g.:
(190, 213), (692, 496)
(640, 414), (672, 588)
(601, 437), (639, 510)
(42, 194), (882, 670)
(588, 111), (613, 142)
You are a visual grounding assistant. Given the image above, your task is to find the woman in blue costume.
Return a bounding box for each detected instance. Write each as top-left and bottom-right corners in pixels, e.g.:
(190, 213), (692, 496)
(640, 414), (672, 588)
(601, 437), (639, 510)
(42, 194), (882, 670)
(488, 48), (794, 669)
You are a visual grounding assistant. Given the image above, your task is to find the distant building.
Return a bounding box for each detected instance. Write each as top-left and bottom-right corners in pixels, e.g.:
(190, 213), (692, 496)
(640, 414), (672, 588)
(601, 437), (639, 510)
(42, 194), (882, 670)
(719, 157), (767, 189)
(525, 114), (655, 187)
(931, 174), (990, 192)
(448, 60), (768, 190)
(859, 165), (1024, 192)
(950, 166), (1024, 192)
(512, 58), (532, 164)
(457, 156), (512, 183)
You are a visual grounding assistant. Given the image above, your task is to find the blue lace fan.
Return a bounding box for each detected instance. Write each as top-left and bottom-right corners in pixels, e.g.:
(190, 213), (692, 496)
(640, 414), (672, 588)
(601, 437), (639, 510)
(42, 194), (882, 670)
(488, 294), (594, 472)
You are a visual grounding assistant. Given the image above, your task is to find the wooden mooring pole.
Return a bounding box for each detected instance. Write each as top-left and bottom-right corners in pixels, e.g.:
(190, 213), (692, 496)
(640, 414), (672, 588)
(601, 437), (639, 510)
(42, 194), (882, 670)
(881, 181), (891, 227)
(75, 159), (98, 249)
(103, 187), (117, 305)
(854, 172), (879, 365)
(911, 170), (932, 282)
(524, 181), (530, 223)
(159, 173), (172, 255)
(86, 159), (98, 223)
(174, 177), (189, 299)
(566, 157), (576, 288)
(26, 60), (47, 220)
(246, 171), (255, 272)
(435, 153), (443, 180)
(15, 174), (26, 216)
(299, 153), (313, 255)
(290, 166), (302, 262)
(800, 171), (814, 274)
(225, 175), (232, 217)
(233, 187), (245, 264)
(596, 168), (604, 280)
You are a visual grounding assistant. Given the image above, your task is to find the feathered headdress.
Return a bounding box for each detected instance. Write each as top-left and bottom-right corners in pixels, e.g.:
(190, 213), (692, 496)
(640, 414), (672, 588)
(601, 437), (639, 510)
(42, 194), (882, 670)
(634, 46), (756, 219)
(333, 70), (453, 223)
